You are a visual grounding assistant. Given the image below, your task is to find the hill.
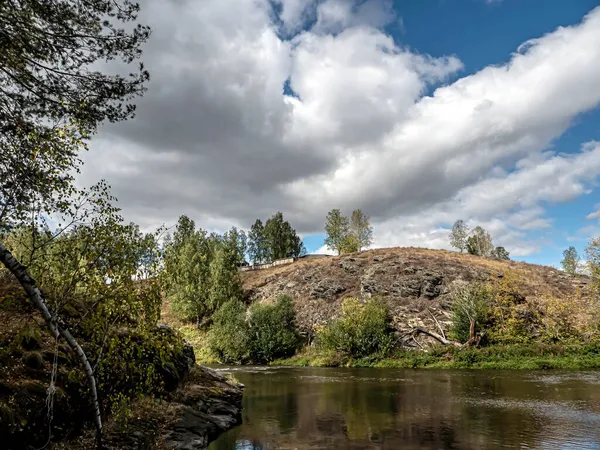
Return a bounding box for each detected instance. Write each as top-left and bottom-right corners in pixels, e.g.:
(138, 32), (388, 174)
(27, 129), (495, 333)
(241, 247), (593, 339)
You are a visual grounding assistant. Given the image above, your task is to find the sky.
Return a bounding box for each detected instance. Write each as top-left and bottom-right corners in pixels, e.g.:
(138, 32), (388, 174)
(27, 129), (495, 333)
(80, 0), (600, 267)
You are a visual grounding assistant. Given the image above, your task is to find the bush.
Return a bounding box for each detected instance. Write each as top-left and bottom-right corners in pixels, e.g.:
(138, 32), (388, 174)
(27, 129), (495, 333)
(209, 295), (301, 364)
(208, 300), (250, 363)
(248, 295), (301, 363)
(315, 297), (395, 358)
(450, 282), (491, 343)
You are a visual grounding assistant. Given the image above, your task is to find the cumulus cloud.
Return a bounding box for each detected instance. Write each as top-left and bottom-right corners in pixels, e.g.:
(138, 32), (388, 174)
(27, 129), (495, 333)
(80, 1), (600, 256)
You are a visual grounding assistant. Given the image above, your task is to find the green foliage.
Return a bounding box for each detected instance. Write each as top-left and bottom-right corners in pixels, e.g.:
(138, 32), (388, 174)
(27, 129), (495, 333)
(324, 209), (349, 255)
(0, 0), (149, 232)
(466, 226), (494, 257)
(450, 283), (492, 343)
(492, 246), (510, 260)
(325, 209), (373, 254)
(208, 244), (244, 316)
(262, 212), (305, 261)
(95, 327), (186, 412)
(486, 274), (533, 344)
(248, 295), (301, 363)
(248, 219), (266, 264)
(562, 246), (580, 275)
(349, 209), (373, 251)
(316, 297), (395, 358)
(449, 220), (469, 253)
(209, 295), (301, 364)
(339, 233), (360, 254)
(162, 216), (245, 327)
(208, 300), (251, 364)
(162, 216), (213, 324)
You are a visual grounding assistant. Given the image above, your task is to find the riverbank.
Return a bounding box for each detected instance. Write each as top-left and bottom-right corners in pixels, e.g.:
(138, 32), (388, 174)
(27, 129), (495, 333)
(0, 279), (243, 450)
(272, 343), (600, 370)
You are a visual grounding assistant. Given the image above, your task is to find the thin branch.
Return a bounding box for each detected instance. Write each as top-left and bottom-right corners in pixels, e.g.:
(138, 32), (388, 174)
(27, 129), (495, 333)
(427, 308), (446, 340)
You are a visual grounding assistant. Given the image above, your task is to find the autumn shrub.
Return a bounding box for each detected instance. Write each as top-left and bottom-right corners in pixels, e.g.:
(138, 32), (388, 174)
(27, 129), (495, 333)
(315, 297), (395, 358)
(486, 273), (536, 344)
(248, 295), (301, 363)
(535, 293), (600, 343)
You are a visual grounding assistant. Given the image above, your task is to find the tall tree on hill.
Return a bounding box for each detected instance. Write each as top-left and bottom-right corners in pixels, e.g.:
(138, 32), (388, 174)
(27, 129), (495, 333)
(466, 226), (494, 257)
(449, 220), (469, 253)
(561, 246), (580, 275)
(492, 246), (510, 260)
(263, 212), (305, 261)
(208, 239), (244, 317)
(0, 1), (150, 443)
(248, 219), (266, 264)
(163, 216), (212, 325)
(224, 226), (247, 265)
(349, 209), (373, 251)
(324, 209), (350, 255)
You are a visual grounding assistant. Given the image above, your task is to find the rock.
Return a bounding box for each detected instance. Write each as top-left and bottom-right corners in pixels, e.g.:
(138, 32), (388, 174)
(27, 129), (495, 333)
(339, 259), (358, 273)
(421, 272), (443, 299)
(392, 279), (421, 297)
(310, 280), (346, 299)
(164, 366), (244, 450)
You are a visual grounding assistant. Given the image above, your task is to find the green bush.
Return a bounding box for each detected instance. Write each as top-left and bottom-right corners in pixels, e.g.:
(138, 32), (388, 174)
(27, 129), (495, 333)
(315, 297), (395, 358)
(209, 295), (301, 364)
(208, 300), (251, 363)
(450, 282), (491, 343)
(248, 295), (301, 363)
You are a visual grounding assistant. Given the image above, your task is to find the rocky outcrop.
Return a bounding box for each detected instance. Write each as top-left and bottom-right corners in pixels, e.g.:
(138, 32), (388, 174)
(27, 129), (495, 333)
(241, 247), (593, 337)
(163, 366), (243, 449)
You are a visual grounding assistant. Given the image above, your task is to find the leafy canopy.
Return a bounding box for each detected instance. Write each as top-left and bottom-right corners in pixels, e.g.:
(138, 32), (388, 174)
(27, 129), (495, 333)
(325, 209), (372, 255)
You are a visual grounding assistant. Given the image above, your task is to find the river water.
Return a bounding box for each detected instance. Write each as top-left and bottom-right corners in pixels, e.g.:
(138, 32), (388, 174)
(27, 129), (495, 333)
(207, 367), (600, 450)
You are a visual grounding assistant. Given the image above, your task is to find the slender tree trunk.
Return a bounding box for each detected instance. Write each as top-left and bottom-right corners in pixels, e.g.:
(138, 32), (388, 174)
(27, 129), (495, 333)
(0, 241), (103, 447)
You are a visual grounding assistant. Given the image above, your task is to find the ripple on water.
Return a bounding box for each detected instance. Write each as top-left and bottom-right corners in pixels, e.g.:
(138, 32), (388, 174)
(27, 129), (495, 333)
(461, 396), (600, 425)
(527, 371), (600, 385)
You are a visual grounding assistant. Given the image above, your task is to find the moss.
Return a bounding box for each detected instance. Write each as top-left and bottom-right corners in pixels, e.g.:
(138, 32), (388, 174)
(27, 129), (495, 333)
(0, 401), (16, 430)
(22, 351), (44, 369)
(21, 380), (48, 396)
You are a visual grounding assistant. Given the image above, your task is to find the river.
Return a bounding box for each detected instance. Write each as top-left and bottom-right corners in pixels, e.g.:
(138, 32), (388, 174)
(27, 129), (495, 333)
(207, 367), (600, 450)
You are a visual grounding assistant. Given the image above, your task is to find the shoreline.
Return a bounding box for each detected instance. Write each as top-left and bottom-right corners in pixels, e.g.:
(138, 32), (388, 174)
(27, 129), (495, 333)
(197, 343), (600, 371)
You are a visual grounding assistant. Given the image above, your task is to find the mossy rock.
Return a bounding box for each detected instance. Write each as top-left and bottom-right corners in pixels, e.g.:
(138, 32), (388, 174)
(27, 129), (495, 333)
(21, 380), (47, 396)
(23, 351), (44, 370)
(0, 401), (17, 432)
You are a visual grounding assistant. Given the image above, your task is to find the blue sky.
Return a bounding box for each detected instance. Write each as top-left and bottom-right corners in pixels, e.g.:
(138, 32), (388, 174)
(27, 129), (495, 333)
(298, 0), (600, 266)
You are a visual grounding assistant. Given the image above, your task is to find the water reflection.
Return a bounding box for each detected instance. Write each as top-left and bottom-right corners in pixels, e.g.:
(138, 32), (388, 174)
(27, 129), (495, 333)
(208, 368), (600, 449)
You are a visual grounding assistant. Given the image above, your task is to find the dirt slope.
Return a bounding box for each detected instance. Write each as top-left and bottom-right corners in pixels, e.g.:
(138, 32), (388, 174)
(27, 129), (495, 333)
(241, 247), (591, 336)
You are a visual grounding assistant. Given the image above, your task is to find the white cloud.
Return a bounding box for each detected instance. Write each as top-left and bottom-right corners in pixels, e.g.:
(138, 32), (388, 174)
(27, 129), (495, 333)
(80, 2), (600, 258)
(311, 244), (337, 255)
(586, 205), (600, 221)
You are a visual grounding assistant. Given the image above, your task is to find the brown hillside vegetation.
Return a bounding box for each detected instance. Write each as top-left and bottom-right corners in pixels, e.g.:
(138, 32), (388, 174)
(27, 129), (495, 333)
(241, 247), (595, 338)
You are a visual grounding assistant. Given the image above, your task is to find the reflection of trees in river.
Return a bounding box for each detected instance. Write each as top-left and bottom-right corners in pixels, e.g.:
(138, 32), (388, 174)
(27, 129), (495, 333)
(208, 369), (600, 450)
